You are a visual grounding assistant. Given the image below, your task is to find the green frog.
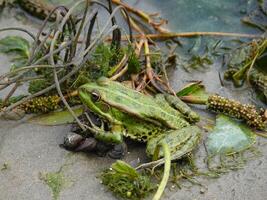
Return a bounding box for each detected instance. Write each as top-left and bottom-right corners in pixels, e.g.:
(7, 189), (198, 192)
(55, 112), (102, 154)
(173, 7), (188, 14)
(74, 77), (201, 160)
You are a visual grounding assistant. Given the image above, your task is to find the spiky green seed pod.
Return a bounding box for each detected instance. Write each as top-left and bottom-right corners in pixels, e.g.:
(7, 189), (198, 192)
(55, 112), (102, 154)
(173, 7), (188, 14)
(20, 95), (60, 113)
(207, 94), (266, 130)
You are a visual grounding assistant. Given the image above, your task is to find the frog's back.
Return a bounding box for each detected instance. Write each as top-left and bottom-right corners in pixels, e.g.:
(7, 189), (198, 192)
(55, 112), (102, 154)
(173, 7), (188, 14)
(95, 78), (189, 129)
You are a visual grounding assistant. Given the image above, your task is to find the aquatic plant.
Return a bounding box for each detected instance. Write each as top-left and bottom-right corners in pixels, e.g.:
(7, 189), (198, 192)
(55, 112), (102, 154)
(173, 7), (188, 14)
(207, 94), (266, 130)
(20, 95), (60, 113)
(223, 38), (267, 86)
(40, 170), (68, 200)
(101, 160), (155, 200)
(250, 70), (267, 100)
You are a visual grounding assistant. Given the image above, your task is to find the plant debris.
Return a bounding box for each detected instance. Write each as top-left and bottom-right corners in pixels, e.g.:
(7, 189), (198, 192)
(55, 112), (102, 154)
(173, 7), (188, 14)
(101, 160), (156, 200)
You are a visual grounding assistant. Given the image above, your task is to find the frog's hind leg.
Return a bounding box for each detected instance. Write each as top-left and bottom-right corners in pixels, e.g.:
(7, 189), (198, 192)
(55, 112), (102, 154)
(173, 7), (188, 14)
(164, 94), (200, 123)
(145, 126), (201, 166)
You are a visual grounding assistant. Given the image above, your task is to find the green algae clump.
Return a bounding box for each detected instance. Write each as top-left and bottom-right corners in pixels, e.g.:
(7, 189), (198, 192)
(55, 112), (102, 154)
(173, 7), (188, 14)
(40, 170), (68, 200)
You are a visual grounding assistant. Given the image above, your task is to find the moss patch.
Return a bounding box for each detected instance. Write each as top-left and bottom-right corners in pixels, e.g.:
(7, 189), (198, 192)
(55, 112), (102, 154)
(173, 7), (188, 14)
(1, 162), (10, 171)
(40, 169), (68, 200)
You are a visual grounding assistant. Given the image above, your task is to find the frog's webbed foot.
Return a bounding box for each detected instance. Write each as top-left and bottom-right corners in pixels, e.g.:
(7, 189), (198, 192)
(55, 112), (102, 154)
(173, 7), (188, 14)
(107, 142), (128, 159)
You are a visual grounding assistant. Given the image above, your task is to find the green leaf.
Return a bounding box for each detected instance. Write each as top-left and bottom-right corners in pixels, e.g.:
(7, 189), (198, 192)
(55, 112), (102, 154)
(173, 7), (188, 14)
(0, 36), (30, 56)
(111, 160), (139, 178)
(176, 82), (202, 96)
(28, 107), (83, 126)
(206, 114), (256, 155)
(176, 82), (210, 104)
(0, 36), (30, 69)
(0, 95), (26, 107)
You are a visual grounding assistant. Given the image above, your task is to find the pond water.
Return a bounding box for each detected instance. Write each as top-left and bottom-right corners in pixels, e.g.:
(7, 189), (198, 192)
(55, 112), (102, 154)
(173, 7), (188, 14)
(130, 0), (259, 33)
(44, 0), (261, 33)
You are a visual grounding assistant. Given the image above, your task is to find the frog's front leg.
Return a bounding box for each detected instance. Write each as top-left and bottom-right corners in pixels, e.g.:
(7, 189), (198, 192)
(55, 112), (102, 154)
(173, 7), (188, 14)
(88, 122), (128, 158)
(146, 126), (201, 162)
(92, 124), (124, 144)
(82, 114), (124, 144)
(95, 124), (128, 158)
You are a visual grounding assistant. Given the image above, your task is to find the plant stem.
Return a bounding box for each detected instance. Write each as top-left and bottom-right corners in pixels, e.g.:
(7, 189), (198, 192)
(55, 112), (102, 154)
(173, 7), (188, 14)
(152, 140), (171, 200)
(49, 8), (86, 132)
(115, 32), (262, 41)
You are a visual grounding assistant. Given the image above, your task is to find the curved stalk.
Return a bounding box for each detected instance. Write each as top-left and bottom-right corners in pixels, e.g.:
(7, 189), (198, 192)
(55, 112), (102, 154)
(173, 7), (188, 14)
(152, 140), (171, 200)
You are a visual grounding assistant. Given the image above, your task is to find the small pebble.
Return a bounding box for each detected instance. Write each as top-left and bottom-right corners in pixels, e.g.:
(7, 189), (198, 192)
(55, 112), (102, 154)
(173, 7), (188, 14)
(200, 187), (206, 194)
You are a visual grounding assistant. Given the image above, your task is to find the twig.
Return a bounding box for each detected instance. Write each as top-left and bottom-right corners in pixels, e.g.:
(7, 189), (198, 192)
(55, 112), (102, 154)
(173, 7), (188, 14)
(109, 64), (128, 81)
(0, 65), (64, 81)
(49, 5), (87, 131)
(80, 5), (124, 57)
(111, 0), (167, 33)
(113, 32), (262, 41)
(28, 6), (69, 64)
(0, 27), (35, 39)
(2, 82), (20, 106)
(0, 0), (121, 116)
(108, 54), (128, 77)
(72, 0), (90, 58)
(144, 39), (165, 93)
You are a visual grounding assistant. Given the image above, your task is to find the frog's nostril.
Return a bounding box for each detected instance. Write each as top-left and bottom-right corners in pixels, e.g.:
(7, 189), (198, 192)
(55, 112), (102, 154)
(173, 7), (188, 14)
(78, 87), (87, 94)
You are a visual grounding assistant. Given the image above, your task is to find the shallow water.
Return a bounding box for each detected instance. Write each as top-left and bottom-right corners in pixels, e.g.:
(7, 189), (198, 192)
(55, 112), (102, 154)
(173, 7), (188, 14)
(130, 0), (259, 33)
(41, 0), (261, 33)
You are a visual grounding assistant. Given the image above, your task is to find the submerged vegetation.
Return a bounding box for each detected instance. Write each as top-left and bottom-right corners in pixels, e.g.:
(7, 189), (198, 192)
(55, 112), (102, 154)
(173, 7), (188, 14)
(0, 0), (266, 199)
(40, 169), (69, 200)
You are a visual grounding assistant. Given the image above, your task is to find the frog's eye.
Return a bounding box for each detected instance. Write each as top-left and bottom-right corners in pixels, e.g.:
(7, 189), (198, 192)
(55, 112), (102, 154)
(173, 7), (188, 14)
(91, 91), (101, 102)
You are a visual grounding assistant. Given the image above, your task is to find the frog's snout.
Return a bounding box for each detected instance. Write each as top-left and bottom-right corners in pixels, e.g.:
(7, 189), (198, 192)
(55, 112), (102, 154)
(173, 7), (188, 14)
(78, 84), (91, 95)
(78, 86), (90, 101)
(78, 86), (86, 94)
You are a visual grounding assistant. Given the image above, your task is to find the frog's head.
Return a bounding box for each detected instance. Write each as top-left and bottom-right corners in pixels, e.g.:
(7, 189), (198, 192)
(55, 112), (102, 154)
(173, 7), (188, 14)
(78, 77), (118, 122)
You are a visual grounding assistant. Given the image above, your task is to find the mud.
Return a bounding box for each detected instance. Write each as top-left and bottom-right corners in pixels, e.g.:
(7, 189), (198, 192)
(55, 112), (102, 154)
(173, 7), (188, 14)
(0, 1), (266, 200)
